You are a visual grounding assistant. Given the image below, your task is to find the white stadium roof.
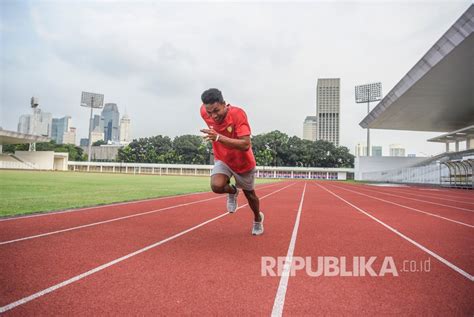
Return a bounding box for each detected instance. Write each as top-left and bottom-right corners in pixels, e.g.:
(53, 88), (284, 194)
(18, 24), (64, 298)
(360, 5), (473, 133)
(0, 129), (50, 145)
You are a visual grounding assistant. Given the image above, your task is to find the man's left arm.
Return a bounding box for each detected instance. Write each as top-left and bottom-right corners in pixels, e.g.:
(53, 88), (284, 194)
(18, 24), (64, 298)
(200, 129), (250, 151)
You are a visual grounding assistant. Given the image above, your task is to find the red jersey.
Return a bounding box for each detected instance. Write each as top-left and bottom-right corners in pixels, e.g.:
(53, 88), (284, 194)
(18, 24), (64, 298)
(200, 104), (256, 173)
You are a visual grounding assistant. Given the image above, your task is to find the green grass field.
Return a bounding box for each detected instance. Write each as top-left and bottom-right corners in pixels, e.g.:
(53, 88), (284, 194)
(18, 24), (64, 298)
(0, 170), (278, 217)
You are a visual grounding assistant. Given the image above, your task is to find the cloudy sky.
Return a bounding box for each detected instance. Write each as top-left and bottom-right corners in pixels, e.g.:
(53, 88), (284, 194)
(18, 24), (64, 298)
(1, 0), (471, 156)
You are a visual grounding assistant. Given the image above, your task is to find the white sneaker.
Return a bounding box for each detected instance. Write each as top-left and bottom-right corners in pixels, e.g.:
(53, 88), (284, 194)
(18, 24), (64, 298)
(252, 212), (264, 236)
(227, 186), (239, 213)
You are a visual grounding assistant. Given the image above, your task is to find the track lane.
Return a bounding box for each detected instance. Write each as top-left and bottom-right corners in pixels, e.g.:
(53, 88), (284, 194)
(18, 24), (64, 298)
(1, 182), (303, 315)
(322, 183), (474, 277)
(0, 183), (281, 243)
(0, 182), (290, 307)
(330, 183), (474, 227)
(282, 182), (473, 315)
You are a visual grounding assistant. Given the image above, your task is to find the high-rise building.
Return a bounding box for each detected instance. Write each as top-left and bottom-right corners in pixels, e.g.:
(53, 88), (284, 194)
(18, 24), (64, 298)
(316, 78), (340, 146)
(101, 103), (120, 142)
(17, 108), (52, 137)
(389, 144), (406, 157)
(119, 114), (131, 144)
(51, 116), (71, 144)
(91, 131), (105, 144)
(91, 114), (104, 133)
(18, 115), (31, 134)
(62, 127), (76, 145)
(302, 116), (317, 141)
(80, 138), (89, 147)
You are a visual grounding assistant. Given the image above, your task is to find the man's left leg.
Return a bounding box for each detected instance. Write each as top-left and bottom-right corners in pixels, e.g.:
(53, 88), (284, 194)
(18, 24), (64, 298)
(235, 168), (264, 235)
(244, 189), (264, 235)
(243, 190), (262, 222)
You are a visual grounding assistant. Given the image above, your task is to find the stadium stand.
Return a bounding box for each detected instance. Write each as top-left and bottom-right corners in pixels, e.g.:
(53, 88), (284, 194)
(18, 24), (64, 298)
(357, 5), (474, 189)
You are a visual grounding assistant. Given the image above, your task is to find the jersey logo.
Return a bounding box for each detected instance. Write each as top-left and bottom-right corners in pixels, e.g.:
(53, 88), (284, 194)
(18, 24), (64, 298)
(227, 126), (233, 133)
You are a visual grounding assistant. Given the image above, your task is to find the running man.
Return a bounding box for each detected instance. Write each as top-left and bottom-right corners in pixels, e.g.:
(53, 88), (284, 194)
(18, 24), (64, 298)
(200, 88), (264, 235)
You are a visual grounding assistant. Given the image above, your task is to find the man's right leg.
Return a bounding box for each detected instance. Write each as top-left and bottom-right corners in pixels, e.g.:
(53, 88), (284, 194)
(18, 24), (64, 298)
(210, 173), (236, 195)
(211, 173), (239, 213)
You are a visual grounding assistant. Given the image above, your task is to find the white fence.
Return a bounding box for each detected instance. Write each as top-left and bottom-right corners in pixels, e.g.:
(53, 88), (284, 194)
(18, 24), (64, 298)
(67, 161), (354, 180)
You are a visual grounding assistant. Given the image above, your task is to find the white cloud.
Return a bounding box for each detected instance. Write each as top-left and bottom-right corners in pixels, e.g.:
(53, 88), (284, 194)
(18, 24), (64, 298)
(1, 1), (471, 156)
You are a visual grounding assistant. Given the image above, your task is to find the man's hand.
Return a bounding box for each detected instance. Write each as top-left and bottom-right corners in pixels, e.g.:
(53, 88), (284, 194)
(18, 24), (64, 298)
(200, 128), (219, 142)
(200, 128), (251, 151)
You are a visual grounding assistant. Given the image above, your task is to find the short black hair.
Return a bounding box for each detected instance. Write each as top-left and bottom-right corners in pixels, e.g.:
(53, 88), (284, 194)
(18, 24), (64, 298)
(201, 88), (225, 104)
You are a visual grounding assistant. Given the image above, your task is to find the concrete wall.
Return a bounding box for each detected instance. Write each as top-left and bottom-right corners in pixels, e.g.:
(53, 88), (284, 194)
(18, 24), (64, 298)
(337, 172), (347, 180)
(53, 153), (69, 171)
(355, 156), (427, 180)
(14, 151), (55, 170)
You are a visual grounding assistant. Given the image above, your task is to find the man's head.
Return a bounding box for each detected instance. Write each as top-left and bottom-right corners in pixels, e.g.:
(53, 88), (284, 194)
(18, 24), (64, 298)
(201, 88), (228, 123)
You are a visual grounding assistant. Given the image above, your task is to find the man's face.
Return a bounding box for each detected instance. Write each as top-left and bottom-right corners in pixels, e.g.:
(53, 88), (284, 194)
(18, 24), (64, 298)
(204, 102), (227, 123)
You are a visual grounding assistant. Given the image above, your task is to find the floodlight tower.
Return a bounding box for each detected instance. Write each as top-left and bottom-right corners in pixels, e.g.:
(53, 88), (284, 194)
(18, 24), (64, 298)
(81, 92), (104, 161)
(29, 97), (39, 151)
(355, 83), (382, 156)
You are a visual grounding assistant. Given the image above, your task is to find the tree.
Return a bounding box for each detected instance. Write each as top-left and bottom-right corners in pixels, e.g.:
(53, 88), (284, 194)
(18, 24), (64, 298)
(117, 135), (173, 163)
(173, 135), (208, 164)
(3, 141), (86, 161)
(92, 140), (106, 146)
(251, 130), (289, 166)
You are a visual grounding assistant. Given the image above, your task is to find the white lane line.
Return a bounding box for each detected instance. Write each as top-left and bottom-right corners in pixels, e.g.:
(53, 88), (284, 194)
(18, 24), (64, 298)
(356, 184), (474, 212)
(330, 185), (474, 228)
(315, 183), (474, 281)
(0, 182), (283, 222)
(0, 183), (281, 245)
(0, 183), (295, 313)
(271, 183), (307, 317)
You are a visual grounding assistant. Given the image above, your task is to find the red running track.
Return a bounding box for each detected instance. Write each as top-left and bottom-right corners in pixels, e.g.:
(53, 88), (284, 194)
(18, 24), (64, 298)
(0, 181), (472, 315)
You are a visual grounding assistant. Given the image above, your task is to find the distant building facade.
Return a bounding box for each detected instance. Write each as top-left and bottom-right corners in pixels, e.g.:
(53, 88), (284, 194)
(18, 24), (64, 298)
(302, 116), (317, 141)
(62, 127), (76, 145)
(17, 108), (52, 137)
(316, 78), (340, 146)
(119, 114), (131, 143)
(51, 116), (71, 144)
(101, 103), (120, 142)
(91, 114), (104, 133)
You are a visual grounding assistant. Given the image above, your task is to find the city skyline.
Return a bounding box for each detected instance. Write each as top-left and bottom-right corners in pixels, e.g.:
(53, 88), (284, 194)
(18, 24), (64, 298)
(15, 100), (131, 146)
(1, 1), (472, 156)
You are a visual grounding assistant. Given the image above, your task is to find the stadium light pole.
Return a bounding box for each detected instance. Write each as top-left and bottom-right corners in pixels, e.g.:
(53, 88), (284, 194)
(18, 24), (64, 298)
(355, 83), (382, 157)
(81, 92), (104, 161)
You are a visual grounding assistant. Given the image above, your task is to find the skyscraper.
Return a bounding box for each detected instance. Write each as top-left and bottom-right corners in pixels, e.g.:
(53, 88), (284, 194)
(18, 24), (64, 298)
(316, 78), (340, 146)
(302, 116), (317, 141)
(17, 108), (52, 137)
(101, 103), (120, 142)
(51, 116), (71, 144)
(119, 114), (131, 144)
(62, 127), (76, 145)
(91, 114), (104, 133)
(18, 115), (31, 134)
